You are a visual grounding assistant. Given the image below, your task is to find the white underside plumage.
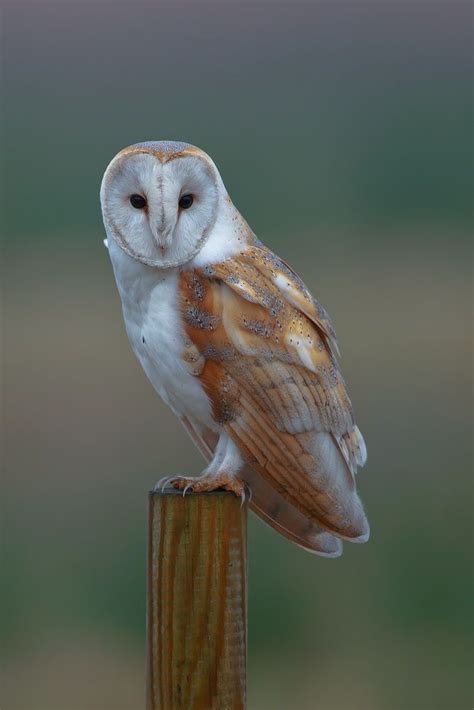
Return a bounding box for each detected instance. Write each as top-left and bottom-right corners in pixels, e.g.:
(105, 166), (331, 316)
(108, 230), (248, 488)
(109, 238), (217, 428)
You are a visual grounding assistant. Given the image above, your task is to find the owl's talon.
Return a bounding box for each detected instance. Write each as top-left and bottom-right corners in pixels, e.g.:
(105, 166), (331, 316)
(240, 483), (251, 508)
(154, 475), (173, 493)
(246, 483), (253, 505)
(182, 483), (193, 497)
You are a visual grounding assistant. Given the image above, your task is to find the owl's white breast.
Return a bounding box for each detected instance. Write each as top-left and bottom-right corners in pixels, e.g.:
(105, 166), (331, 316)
(108, 238), (217, 429)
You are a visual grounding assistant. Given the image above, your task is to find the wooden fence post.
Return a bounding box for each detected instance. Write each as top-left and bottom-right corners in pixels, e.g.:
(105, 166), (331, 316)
(147, 489), (247, 709)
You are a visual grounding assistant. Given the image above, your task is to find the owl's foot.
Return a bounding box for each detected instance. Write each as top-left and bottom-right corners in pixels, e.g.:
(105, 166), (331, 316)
(172, 473), (245, 498)
(155, 473), (247, 503)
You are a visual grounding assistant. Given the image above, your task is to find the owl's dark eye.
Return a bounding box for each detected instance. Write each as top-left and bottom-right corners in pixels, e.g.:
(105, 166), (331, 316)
(130, 194), (147, 209)
(179, 194), (194, 210)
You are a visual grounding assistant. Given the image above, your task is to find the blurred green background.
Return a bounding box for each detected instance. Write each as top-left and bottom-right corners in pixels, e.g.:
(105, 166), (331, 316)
(2, 1), (472, 708)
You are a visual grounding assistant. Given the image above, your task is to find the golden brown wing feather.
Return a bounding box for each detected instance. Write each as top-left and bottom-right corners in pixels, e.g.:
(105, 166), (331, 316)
(179, 245), (369, 543)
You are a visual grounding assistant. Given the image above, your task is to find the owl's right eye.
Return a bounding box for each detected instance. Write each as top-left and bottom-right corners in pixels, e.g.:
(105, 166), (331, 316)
(130, 194), (147, 209)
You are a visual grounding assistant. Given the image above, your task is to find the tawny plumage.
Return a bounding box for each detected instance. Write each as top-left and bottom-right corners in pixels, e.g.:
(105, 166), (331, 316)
(100, 140), (369, 556)
(179, 246), (368, 544)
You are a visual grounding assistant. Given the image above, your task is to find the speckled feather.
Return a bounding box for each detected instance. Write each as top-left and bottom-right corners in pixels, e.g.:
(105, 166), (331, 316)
(179, 245), (369, 542)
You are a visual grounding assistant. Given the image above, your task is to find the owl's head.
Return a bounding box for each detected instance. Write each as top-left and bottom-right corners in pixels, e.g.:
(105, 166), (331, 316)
(100, 141), (225, 268)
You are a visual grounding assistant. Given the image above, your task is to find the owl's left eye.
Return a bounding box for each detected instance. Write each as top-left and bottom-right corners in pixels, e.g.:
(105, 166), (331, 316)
(130, 194), (147, 209)
(179, 194), (194, 210)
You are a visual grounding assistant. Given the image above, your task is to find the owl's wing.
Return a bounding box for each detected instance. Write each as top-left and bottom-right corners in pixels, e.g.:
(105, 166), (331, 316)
(180, 244), (369, 544)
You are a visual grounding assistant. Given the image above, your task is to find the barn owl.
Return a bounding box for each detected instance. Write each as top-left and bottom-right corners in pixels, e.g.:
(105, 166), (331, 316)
(100, 140), (369, 557)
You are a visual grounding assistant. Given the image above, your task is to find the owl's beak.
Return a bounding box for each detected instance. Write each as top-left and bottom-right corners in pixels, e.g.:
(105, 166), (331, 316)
(152, 226), (173, 253)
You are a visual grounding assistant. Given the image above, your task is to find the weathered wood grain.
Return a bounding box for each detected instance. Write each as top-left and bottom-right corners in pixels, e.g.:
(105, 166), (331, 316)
(147, 490), (247, 710)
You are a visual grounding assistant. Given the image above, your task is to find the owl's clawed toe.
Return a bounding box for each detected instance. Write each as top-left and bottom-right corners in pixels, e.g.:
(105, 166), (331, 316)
(170, 473), (245, 498)
(153, 475), (186, 493)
